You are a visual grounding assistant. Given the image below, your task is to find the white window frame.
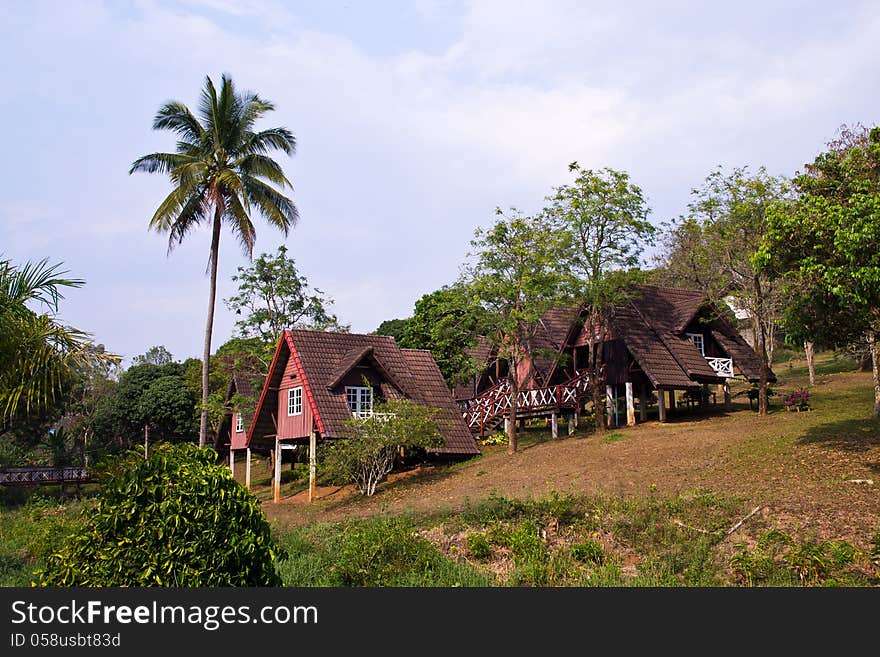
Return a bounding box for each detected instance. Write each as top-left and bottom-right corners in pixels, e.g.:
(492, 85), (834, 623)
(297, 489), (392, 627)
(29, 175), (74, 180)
(686, 333), (705, 356)
(345, 386), (373, 417)
(288, 386), (303, 416)
(235, 413), (244, 433)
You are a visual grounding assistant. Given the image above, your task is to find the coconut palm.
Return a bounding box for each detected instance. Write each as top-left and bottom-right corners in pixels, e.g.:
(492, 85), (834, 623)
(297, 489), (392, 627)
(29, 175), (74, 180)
(130, 74), (298, 447)
(0, 258), (114, 421)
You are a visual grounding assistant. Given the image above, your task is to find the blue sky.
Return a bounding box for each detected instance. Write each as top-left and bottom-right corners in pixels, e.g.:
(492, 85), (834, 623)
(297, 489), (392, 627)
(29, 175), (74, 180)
(1, 1), (877, 365)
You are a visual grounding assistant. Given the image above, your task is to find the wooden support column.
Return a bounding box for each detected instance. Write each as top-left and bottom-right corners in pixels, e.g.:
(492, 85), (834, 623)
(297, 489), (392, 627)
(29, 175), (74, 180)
(245, 448), (251, 491)
(639, 384), (648, 422)
(551, 412), (558, 439)
(519, 418), (526, 430)
(723, 380), (731, 409)
(701, 384), (709, 409)
(143, 425), (149, 460)
(229, 449), (235, 478)
(568, 414), (575, 436)
(658, 389), (667, 423)
(625, 382), (636, 427)
(606, 385), (615, 428)
(504, 417), (510, 435)
(273, 437), (281, 504)
(308, 431), (317, 503)
(668, 390), (676, 414)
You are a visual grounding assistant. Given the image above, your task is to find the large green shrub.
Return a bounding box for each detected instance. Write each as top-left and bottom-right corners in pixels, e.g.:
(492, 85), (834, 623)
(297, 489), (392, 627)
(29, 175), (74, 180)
(36, 443), (284, 586)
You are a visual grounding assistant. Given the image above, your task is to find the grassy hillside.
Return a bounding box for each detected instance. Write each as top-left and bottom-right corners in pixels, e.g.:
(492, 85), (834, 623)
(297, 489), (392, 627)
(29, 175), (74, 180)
(3, 351), (878, 586)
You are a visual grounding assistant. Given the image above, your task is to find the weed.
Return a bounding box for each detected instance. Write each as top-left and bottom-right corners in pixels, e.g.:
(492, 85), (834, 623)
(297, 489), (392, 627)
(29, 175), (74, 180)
(466, 532), (492, 560)
(571, 540), (606, 566)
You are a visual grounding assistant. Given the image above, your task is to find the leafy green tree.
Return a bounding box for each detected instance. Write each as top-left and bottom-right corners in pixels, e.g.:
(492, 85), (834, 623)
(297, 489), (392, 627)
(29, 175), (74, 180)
(224, 244), (347, 343)
(656, 166), (789, 415)
(322, 399), (443, 496)
(132, 345), (174, 366)
(757, 124), (880, 418)
(91, 362), (193, 450)
(130, 74), (299, 448)
(373, 318), (411, 342)
(36, 443), (285, 586)
(544, 163), (654, 431)
(137, 375), (199, 441)
(464, 208), (568, 452)
(398, 285), (488, 386)
(0, 258), (117, 421)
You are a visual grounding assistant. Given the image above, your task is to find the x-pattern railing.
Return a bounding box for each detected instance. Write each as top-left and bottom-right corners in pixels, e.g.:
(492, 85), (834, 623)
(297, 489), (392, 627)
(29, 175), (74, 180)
(705, 357), (734, 378)
(0, 466), (90, 487)
(461, 371), (592, 431)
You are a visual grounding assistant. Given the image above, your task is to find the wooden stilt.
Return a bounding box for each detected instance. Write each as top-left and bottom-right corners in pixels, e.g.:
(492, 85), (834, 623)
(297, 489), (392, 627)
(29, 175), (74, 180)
(229, 449), (235, 478)
(273, 437), (281, 504)
(245, 448), (251, 491)
(658, 389), (667, 423)
(668, 390), (676, 414)
(551, 412), (558, 439)
(639, 384), (648, 422)
(568, 413), (575, 436)
(723, 380), (731, 409)
(625, 382), (636, 427)
(606, 385), (614, 428)
(309, 431), (317, 503)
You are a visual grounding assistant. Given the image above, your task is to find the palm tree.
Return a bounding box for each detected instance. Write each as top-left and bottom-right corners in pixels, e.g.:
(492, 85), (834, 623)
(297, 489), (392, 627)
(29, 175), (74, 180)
(130, 74), (298, 447)
(0, 258), (115, 421)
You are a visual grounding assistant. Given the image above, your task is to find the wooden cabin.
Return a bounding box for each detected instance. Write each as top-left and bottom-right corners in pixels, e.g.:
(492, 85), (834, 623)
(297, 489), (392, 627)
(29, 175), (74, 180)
(456, 285), (775, 433)
(244, 329), (479, 502)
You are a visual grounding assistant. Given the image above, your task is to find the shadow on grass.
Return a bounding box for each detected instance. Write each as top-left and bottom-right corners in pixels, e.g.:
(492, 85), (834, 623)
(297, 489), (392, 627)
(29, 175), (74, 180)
(797, 418), (880, 452)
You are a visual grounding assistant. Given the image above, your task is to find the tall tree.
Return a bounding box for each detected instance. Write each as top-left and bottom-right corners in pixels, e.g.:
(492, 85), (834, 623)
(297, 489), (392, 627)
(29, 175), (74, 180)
(464, 208), (567, 453)
(544, 163), (654, 432)
(133, 345), (174, 367)
(130, 74), (298, 447)
(758, 125), (880, 418)
(372, 318), (411, 343)
(224, 244), (347, 345)
(0, 258), (117, 422)
(657, 166), (789, 415)
(398, 285), (488, 386)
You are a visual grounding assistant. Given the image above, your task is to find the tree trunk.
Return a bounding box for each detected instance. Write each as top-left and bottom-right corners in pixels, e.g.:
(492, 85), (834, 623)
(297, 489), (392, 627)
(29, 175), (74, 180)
(753, 278), (770, 416)
(804, 341), (815, 386)
(199, 210), (222, 448)
(507, 371), (518, 454)
(591, 318), (606, 433)
(870, 332), (880, 420)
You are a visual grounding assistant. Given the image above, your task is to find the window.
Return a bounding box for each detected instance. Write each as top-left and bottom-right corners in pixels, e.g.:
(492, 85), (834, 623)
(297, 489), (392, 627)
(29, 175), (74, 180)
(345, 386), (373, 417)
(235, 413), (244, 433)
(288, 387), (303, 416)
(686, 333), (705, 356)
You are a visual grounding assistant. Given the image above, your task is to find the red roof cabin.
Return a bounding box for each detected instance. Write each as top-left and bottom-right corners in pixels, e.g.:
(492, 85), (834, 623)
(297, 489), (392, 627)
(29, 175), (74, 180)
(242, 329), (479, 502)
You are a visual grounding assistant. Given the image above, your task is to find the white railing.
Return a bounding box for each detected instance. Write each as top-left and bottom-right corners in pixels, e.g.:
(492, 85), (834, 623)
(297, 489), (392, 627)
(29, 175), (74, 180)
(460, 371), (592, 430)
(352, 411), (396, 421)
(705, 357), (734, 378)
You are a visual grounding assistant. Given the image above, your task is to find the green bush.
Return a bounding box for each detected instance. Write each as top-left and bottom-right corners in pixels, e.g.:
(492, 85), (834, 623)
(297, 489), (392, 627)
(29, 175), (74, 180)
(571, 540), (606, 566)
(466, 532), (492, 560)
(36, 443), (284, 586)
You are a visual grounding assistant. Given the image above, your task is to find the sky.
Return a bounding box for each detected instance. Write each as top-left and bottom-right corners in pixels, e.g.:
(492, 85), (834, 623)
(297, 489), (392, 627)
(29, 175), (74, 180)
(1, 0), (878, 366)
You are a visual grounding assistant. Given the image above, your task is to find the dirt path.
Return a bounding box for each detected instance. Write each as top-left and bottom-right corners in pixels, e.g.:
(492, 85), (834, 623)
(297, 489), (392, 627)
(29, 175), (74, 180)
(263, 370), (880, 546)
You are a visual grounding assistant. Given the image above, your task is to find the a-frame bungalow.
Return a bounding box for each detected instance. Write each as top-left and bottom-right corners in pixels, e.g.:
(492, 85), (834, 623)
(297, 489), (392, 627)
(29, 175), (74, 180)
(214, 371), (264, 488)
(244, 329), (479, 502)
(457, 285), (775, 434)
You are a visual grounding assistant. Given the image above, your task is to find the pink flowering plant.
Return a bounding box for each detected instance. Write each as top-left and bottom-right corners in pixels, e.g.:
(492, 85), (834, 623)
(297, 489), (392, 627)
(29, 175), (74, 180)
(783, 388), (811, 411)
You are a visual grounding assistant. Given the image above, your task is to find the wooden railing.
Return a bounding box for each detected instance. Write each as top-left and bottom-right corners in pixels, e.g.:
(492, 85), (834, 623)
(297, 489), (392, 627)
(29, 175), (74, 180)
(0, 466), (90, 487)
(705, 357), (734, 378)
(459, 371), (592, 433)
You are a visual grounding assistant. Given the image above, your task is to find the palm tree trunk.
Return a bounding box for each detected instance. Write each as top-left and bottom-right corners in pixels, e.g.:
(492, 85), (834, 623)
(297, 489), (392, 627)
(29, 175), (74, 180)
(199, 210), (222, 447)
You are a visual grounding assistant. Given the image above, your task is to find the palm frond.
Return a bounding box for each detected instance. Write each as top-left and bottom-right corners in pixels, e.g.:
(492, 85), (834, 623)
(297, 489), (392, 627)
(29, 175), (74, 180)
(166, 192), (210, 254)
(129, 152), (190, 176)
(148, 182), (205, 233)
(223, 192), (256, 257)
(0, 258), (83, 312)
(153, 101), (204, 144)
(242, 175), (298, 234)
(234, 153), (291, 188)
(242, 127), (296, 156)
